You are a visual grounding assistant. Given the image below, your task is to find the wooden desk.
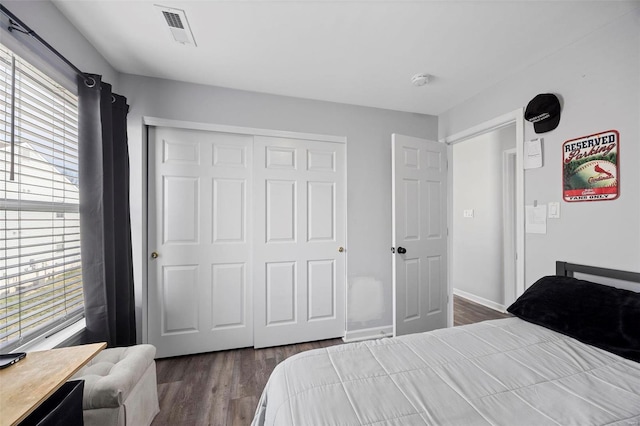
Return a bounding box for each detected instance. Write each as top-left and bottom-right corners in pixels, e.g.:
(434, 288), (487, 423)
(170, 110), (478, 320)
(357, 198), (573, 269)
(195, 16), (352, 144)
(0, 342), (106, 426)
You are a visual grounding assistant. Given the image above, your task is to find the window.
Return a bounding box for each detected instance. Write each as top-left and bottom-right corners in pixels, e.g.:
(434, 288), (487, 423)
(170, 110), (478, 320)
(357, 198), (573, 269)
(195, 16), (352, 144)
(0, 43), (82, 351)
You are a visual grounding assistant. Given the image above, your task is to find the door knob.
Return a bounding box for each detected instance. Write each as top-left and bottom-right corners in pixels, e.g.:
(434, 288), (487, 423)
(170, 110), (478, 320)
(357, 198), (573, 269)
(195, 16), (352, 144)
(151, 251), (159, 259)
(397, 247), (407, 254)
(338, 247), (344, 253)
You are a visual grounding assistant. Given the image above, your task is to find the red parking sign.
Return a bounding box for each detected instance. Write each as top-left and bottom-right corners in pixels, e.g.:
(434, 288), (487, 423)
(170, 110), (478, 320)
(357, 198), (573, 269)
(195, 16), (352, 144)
(562, 130), (619, 202)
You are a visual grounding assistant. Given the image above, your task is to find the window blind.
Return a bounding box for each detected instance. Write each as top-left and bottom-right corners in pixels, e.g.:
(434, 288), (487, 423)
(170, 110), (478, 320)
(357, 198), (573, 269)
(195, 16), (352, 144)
(0, 43), (83, 351)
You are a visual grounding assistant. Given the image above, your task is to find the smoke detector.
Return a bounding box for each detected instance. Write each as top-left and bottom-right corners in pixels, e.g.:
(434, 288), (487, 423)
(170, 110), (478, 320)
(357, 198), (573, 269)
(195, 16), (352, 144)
(155, 5), (197, 46)
(411, 73), (431, 87)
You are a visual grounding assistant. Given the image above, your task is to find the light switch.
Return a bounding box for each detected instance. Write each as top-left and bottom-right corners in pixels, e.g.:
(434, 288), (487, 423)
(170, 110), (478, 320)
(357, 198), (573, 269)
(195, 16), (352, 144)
(548, 202), (560, 219)
(463, 209), (474, 218)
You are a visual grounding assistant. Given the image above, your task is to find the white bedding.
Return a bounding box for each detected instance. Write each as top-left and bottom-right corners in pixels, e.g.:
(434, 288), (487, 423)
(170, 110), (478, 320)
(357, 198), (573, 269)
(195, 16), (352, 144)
(252, 317), (640, 426)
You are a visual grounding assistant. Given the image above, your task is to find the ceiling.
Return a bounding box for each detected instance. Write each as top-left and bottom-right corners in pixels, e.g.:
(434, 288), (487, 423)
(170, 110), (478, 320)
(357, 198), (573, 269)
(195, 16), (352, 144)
(51, 0), (639, 116)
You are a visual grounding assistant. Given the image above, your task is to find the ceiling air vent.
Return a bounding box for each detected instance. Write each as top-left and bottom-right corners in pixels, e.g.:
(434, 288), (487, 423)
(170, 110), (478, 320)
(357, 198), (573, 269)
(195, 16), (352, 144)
(155, 5), (197, 46)
(163, 11), (184, 29)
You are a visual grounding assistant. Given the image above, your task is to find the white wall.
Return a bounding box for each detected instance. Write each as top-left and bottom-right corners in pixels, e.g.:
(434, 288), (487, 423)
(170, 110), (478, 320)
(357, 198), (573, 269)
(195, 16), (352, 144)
(452, 125), (515, 306)
(440, 11), (640, 283)
(118, 74), (438, 338)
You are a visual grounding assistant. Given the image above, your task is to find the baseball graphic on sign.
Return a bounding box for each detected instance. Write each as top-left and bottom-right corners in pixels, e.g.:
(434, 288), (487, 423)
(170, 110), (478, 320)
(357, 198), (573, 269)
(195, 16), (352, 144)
(563, 130), (619, 202)
(568, 160), (617, 189)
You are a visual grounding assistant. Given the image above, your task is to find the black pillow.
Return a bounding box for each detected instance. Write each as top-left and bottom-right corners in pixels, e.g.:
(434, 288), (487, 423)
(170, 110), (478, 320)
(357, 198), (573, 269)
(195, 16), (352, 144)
(507, 275), (640, 362)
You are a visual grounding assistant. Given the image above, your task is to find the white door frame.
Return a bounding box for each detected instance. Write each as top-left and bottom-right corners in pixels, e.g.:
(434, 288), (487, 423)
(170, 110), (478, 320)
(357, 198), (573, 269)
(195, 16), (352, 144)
(502, 148), (517, 307)
(441, 109), (525, 327)
(141, 116), (347, 344)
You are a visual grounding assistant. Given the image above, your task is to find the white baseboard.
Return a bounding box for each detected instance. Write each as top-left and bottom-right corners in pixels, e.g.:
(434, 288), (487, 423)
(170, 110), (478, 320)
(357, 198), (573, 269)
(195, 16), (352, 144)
(342, 325), (393, 343)
(453, 289), (507, 313)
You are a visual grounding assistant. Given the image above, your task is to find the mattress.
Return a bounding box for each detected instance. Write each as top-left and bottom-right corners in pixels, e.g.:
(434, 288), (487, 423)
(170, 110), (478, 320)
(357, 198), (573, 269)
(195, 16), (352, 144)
(252, 317), (640, 425)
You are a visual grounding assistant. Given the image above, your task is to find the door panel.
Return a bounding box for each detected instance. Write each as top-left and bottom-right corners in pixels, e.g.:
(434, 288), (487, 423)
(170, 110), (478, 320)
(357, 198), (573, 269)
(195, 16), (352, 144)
(163, 138), (200, 163)
(392, 134), (448, 336)
(149, 127), (253, 358)
(308, 259), (335, 320)
(163, 176), (199, 243)
(403, 258), (420, 320)
(427, 256), (442, 313)
(211, 262), (246, 328)
(213, 179), (245, 243)
(162, 265), (199, 333)
(213, 144), (246, 167)
(266, 146), (296, 169)
(426, 181), (443, 238)
(254, 136), (345, 348)
(307, 182), (335, 241)
(266, 180), (296, 242)
(403, 179), (421, 240)
(307, 150), (335, 171)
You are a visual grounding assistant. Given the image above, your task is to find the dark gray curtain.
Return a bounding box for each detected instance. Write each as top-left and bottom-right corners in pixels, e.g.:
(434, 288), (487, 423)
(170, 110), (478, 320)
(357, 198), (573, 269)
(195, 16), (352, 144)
(77, 73), (136, 347)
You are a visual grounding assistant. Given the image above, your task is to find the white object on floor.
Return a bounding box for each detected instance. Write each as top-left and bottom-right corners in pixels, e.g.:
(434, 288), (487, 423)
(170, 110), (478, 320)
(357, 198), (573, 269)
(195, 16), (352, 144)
(71, 344), (159, 426)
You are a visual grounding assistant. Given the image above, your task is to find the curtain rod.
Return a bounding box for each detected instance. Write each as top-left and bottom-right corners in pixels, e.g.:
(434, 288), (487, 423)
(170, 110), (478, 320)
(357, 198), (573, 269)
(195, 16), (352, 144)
(0, 4), (96, 87)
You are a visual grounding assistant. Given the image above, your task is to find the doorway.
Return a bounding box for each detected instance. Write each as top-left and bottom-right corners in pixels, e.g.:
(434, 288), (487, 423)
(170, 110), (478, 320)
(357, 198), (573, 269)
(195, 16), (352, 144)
(443, 109), (525, 326)
(450, 125), (516, 311)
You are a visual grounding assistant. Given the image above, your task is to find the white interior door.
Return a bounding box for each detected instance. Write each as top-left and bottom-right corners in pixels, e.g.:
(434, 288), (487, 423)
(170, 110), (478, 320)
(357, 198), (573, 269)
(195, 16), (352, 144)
(392, 134), (448, 336)
(148, 127), (253, 358)
(253, 136), (346, 348)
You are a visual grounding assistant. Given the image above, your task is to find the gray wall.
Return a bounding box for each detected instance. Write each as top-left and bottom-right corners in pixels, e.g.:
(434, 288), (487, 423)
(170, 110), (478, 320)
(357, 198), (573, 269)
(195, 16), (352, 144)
(440, 11), (640, 283)
(452, 125), (515, 306)
(2, 0), (438, 338)
(118, 74), (438, 335)
(2, 1), (119, 90)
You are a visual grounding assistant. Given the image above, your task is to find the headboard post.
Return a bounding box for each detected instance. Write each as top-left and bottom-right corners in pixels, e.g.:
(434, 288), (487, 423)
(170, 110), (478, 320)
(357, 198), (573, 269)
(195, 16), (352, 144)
(555, 261), (573, 277)
(556, 261), (640, 283)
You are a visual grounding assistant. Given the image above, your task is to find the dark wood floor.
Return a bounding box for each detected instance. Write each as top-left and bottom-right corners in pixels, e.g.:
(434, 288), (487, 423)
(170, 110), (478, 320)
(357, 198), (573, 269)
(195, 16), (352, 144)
(151, 295), (508, 426)
(454, 294), (511, 326)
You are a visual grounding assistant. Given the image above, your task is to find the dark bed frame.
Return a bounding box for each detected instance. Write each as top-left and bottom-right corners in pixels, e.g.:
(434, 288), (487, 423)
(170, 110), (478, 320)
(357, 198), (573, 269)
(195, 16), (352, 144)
(556, 261), (640, 283)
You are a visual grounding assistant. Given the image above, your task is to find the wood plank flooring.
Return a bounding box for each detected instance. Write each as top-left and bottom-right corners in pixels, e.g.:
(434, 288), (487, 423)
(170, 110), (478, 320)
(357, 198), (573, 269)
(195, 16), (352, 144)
(151, 295), (509, 426)
(454, 294), (511, 326)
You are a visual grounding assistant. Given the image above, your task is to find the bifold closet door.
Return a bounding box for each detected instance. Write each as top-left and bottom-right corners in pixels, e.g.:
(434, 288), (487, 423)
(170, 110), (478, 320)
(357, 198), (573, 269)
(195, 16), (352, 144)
(148, 127), (253, 358)
(253, 136), (346, 348)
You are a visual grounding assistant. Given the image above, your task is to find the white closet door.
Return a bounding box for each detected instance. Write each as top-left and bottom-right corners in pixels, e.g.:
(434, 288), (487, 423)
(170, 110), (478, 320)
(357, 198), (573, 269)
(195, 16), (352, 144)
(392, 134), (448, 336)
(253, 136), (346, 348)
(148, 127), (253, 358)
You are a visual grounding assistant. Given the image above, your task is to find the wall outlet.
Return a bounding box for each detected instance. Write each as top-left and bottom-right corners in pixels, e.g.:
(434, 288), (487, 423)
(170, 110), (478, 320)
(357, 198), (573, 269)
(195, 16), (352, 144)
(463, 209), (474, 218)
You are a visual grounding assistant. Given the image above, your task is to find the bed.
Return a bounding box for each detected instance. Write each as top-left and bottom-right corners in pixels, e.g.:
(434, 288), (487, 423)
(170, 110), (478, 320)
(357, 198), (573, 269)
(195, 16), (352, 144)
(252, 261), (640, 426)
